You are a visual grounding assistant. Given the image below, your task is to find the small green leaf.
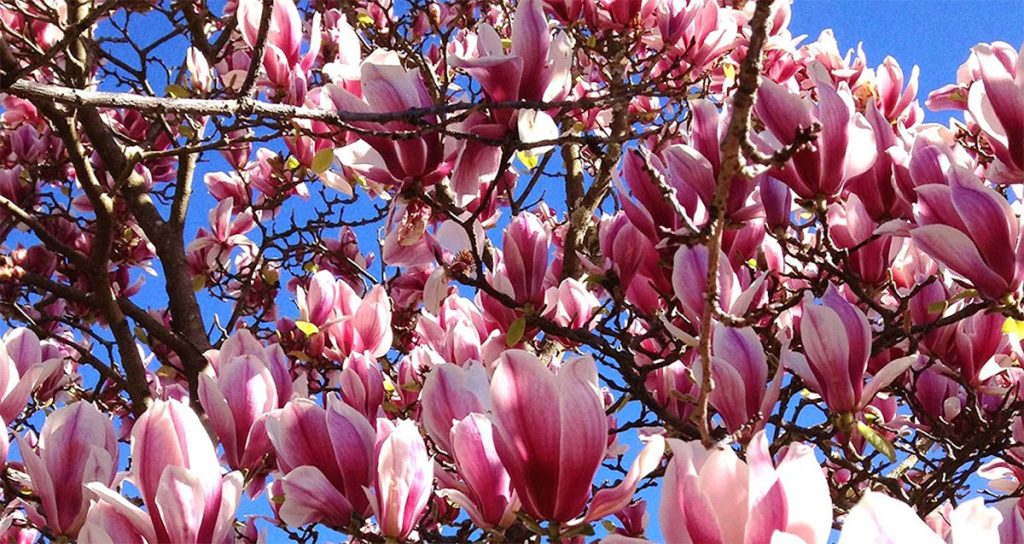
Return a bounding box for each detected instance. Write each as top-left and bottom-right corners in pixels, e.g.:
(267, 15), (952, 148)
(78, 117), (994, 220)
(517, 150), (539, 170)
(295, 321), (320, 336)
(288, 350), (313, 363)
(1004, 317), (1024, 340)
(948, 288), (978, 303)
(260, 266), (280, 284)
(506, 317), (527, 347)
(926, 300), (948, 314)
(166, 84), (191, 98)
(856, 421), (896, 461)
(284, 155), (301, 170)
(311, 148), (335, 174)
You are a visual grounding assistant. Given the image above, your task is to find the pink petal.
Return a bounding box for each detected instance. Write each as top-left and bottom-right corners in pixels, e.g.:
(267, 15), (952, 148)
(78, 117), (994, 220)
(838, 491), (944, 544)
(585, 435), (665, 522)
(279, 466), (354, 527)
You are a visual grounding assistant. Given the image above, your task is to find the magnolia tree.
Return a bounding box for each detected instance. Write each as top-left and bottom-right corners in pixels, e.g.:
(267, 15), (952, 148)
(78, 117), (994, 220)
(0, 0), (1021, 541)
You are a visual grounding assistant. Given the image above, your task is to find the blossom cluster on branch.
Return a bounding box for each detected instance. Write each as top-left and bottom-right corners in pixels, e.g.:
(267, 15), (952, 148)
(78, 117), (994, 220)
(0, 0), (1021, 541)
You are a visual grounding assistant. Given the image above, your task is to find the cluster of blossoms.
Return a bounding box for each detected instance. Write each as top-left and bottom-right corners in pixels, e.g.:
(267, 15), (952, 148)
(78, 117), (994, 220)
(0, 0), (1022, 540)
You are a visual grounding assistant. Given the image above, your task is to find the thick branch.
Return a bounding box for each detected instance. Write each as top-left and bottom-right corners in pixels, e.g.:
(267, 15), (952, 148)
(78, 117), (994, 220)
(693, 0), (776, 447)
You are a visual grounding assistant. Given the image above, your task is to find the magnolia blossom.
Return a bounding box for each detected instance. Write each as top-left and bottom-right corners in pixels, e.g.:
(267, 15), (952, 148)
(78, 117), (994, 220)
(295, 270), (394, 358)
(369, 419), (434, 540)
(82, 399), (243, 544)
(19, 402), (118, 537)
(839, 491), (1001, 544)
(489, 350), (608, 522)
(660, 431), (832, 544)
(437, 413), (518, 529)
(265, 397), (376, 527)
(786, 289), (916, 415)
(912, 167), (1024, 300)
(755, 75), (877, 200)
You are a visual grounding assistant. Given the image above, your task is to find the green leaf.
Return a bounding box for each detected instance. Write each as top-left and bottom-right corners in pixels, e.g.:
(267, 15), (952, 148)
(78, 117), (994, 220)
(166, 84), (191, 98)
(506, 317), (526, 347)
(1004, 317), (1024, 340)
(311, 148), (335, 174)
(284, 155), (301, 170)
(517, 150), (539, 170)
(856, 421), (896, 461)
(295, 321), (320, 337)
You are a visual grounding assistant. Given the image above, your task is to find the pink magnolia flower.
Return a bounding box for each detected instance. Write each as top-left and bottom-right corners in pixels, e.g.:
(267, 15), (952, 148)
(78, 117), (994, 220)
(966, 43), (1024, 182)
(871, 56), (921, 125)
(420, 362), (491, 455)
(415, 295), (492, 365)
(489, 350), (607, 522)
(589, 0), (658, 30)
(295, 270), (394, 359)
(541, 278), (601, 330)
(655, 0), (738, 80)
(186, 197), (256, 273)
(660, 431), (832, 544)
(185, 47), (213, 95)
(265, 397), (376, 527)
(838, 491), (1001, 544)
(334, 351), (386, 420)
(451, 0), (571, 108)
(800, 30), (867, 90)
(502, 212), (551, 307)
(826, 193), (896, 285)
(620, 148), (701, 235)
(703, 323), (783, 434)
(543, 0), (584, 23)
(671, 244), (763, 327)
(198, 348), (280, 472)
(0, 513), (38, 544)
(0, 328), (62, 423)
(84, 399), (243, 544)
(843, 102), (913, 222)
(911, 166), (1024, 300)
(600, 212), (669, 314)
(755, 76), (877, 200)
(446, 0), (570, 194)
(584, 434), (666, 524)
(369, 419), (434, 541)
(935, 311), (1006, 387)
(205, 330), (295, 406)
(236, 0), (320, 101)
(786, 289), (915, 414)
(18, 402), (118, 537)
(436, 413), (518, 530)
(327, 50), (449, 188)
